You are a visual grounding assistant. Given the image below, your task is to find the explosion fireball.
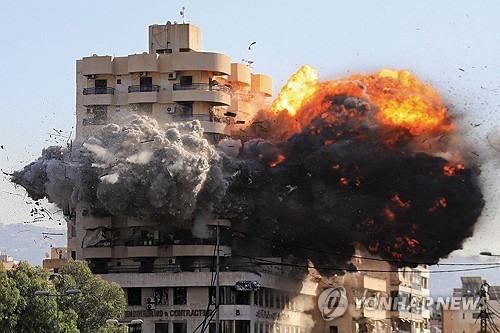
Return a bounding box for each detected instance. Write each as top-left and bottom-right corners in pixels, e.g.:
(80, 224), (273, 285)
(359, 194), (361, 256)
(12, 65), (484, 275)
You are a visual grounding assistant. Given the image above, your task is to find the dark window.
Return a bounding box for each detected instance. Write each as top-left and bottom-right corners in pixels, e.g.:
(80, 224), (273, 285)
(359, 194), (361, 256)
(140, 76), (153, 86)
(180, 76), (192, 86)
(117, 79), (122, 84)
(329, 326), (338, 333)
(179, 48), (190, 52)
(156, 49), (172, 54)
(95, 79), (107, 87)
(174, 287), (187, 305)
(155, 287), (168, 305)
(156, 323), (169, 333)
(173, 322), (187, 333)
(235, 321), (250, 333)
(127, 287), (142, 305)
(70, 251), (76, 260)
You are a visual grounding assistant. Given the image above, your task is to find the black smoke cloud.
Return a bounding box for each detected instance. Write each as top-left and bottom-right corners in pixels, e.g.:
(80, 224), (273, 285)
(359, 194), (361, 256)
(12, 94), (484, 275)
(217, 94), (484, 274)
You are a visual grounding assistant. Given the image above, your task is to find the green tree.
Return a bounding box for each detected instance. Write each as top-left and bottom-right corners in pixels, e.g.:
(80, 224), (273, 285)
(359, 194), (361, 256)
(7, 261), (57, 333)
(0, 264), (20, 332)
(55, 260), (126, 333)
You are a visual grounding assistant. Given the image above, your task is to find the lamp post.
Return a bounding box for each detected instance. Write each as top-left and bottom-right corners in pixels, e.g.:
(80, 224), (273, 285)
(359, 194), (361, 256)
(34, 289), (81, 333)
(479, 251), (500, 257)
(106, 319), (144, 332)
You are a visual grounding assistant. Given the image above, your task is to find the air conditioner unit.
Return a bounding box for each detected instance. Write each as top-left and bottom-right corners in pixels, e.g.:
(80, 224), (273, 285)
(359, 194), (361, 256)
(166, 106), (177, 114)
(146, 303), (156, 310)
(139, 72), (146, 76)
(146, 297), (156, 304)
(168, 258), (176, 265)
(85, 74), (96, 79)
(168, 72), (177, 80)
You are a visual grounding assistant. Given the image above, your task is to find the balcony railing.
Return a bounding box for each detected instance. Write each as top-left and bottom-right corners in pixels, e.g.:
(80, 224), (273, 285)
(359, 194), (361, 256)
(173, 83), (230, 93)
(172, 114), (230, 124)
(83, 87), (115, 95)
(128, 85), (160, 93)
(82, 118), (107, 126)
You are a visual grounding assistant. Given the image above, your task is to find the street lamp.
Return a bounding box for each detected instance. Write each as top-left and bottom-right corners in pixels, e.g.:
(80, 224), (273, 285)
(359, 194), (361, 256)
(34, 289), (81, 333)
(479, 251), (500, 257)
(106, 319), (144, 332)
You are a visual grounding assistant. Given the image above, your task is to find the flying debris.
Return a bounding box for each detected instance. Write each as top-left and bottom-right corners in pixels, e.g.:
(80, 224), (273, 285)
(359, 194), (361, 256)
(248, 41), (257, 50)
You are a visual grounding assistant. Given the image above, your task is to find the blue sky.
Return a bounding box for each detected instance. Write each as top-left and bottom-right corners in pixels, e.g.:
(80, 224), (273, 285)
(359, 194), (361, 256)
(0, 1), (499, 288)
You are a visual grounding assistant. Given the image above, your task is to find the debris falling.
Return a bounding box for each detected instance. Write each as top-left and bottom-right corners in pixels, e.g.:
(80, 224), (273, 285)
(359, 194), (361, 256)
(12, 66), (484, 275)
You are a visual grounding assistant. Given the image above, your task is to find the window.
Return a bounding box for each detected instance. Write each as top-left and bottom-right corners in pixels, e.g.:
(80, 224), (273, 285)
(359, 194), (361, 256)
(173, 322), (187, 333)
(329, 326), (338, 333)
(127, 288), (142, 306)
(156, 49), (172, 54)
(117, 79), (122, 84)
(209, 287), (250, 305)
(155, 287), (168, 305)
(140, 76), (153, 87)
(83, 106), (108, 126)
(155, 323), (169, 333)
(174, 287), (187, 305)
(180, 76), (192, 86)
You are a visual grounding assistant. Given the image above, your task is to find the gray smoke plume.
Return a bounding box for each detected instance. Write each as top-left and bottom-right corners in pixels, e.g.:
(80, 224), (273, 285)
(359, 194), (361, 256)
(12, 116), (227, 224)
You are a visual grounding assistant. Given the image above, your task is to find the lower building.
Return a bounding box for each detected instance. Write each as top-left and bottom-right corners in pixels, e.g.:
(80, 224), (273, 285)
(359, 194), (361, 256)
(442, 276), (500, 333)
(0, 252), (16, 270)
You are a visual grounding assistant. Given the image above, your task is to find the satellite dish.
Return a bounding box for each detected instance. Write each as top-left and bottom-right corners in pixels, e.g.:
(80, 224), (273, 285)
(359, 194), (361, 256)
(45, 252), (50, 258)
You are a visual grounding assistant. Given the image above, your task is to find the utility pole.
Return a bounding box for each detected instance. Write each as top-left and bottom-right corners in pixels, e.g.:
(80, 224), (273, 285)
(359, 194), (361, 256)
(479, 282), (489, 333)
(215, 222), (220, 333)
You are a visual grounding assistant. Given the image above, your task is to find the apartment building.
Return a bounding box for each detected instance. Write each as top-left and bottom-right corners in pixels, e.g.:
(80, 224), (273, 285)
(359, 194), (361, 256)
(0, 252), (16, 271)
(442, 276), (500, 333)
(68, 20), (324, 333)
(314, 250), (430, 333)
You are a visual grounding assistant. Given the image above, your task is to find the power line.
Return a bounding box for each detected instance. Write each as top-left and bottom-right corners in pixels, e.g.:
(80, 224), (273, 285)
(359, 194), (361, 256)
(230, 229), (498, 267)
(231, 254), (500, 274)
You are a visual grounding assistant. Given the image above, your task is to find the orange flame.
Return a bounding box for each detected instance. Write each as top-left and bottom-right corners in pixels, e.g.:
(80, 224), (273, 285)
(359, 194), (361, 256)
(391, 193), (411, 208)
(443, 164), (465, 176)
(269, 66), (453, 139)
(429, 197), (447, 212)
(271, 65), (319, 116)
(269, 154), (285, 168)
(356, 69), (453, 135)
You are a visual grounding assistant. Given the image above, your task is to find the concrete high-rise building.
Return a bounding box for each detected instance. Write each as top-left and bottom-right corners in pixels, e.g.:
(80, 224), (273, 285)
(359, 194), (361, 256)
(69, 21), (319, 333)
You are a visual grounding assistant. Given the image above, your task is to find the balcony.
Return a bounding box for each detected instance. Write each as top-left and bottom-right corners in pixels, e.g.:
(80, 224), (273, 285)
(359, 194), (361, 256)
(128, 246), (159, 258)
(128, 85), (160, 93)
(83, 87), (115, 95)
(251, 74), (273, 97)
(172, 245), (231, 257)
(82, 87), (115, 106)
(82, 118), (108, 126)
(82, 247), (112, 259)
(42, 258), (68, 270)
(172, 84), (230, 106)
(171, 52), (231, 75)
(127, 85), (160, 104)
(81, 55), (113, 76)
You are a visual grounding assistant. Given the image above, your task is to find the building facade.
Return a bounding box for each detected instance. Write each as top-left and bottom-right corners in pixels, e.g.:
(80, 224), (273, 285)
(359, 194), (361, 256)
(70, 21), (324, 333)
(314, 250), (430, 333)
(442, 276), (500, 333)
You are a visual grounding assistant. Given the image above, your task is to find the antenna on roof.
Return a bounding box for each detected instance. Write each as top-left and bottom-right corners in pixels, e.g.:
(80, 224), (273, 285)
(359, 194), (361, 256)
(180, 6), (188, 24)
